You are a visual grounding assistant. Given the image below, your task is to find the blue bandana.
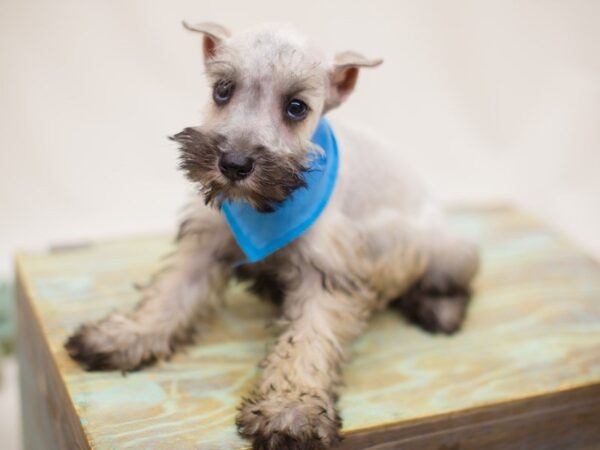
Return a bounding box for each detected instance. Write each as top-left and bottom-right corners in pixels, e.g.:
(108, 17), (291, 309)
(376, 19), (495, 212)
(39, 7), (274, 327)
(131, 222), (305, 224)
(221, 118), (339, 263)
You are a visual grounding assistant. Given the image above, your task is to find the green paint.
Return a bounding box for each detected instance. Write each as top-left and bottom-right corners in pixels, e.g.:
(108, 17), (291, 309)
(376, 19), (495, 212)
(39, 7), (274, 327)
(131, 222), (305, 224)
(75, 378), (167, 410)
(0, 282), (15, 355)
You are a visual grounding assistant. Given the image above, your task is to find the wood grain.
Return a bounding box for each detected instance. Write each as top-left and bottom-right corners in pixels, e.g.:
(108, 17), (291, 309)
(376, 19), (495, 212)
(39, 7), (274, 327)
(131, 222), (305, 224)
(16, 206), (600, 449)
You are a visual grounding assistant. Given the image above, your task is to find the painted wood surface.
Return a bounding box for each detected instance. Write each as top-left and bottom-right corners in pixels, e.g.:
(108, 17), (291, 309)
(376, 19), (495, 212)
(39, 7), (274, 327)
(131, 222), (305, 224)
(15, 206), (600, 449)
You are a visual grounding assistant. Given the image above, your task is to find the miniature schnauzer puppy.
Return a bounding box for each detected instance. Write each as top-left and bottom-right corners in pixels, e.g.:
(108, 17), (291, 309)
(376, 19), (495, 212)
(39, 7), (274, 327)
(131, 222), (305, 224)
(66, 22), (479, 450)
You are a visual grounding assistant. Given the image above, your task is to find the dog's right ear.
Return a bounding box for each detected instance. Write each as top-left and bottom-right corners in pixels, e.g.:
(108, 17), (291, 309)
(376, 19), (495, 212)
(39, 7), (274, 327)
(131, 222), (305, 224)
(182, 21), (231, 62)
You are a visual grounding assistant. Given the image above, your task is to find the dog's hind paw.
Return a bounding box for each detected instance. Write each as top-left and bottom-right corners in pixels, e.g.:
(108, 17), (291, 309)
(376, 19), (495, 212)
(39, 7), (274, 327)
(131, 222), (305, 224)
(394, 278), (472, 335)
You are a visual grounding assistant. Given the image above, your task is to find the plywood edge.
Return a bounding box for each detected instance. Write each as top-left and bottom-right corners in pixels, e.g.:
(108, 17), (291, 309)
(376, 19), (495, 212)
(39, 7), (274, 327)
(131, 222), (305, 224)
(15, 264), (93, 450)
(340, 382), (600, 449)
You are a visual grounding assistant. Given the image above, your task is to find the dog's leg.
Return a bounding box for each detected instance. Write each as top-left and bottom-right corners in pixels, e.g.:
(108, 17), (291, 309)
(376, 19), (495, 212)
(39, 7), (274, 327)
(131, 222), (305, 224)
(395, 233), (479, 334)
(65, 208), (237, 371)
(236, 267), (372, 450)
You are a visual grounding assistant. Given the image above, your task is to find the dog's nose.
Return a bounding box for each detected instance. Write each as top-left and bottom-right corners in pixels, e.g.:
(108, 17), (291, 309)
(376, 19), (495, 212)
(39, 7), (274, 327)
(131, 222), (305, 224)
(218, 153), (255, 181)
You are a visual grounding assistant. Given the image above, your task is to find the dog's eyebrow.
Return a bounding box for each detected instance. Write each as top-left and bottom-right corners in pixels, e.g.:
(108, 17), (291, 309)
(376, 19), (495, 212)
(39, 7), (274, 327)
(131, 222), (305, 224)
(284, 74), (324, 98)
(205, 60), (239, 80)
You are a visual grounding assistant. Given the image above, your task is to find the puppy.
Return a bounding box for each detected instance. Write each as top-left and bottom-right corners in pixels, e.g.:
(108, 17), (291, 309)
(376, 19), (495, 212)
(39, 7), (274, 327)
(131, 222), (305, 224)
(66, 22), (479, 450)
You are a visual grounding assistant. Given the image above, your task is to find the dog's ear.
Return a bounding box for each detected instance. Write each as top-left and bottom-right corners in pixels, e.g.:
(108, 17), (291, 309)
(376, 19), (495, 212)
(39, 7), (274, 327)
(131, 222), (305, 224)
(325, 51), (383, 112)
(182, 21), (231, 62)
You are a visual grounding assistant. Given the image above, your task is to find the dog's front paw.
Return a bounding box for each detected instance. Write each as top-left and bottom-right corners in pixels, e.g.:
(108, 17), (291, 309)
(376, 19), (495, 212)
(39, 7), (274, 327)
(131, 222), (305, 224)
(65, 314), (171, 371)
(236, 390), (342, 450)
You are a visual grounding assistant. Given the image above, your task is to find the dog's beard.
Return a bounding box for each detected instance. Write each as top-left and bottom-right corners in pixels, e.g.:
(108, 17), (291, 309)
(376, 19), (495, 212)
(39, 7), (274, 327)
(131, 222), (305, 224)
(171, 127), (308, 213)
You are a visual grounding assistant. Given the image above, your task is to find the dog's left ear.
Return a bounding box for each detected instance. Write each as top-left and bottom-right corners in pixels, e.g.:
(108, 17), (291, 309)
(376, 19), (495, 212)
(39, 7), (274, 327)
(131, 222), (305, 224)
(182, 21), (231, 62)
(325, 51), (383, 112)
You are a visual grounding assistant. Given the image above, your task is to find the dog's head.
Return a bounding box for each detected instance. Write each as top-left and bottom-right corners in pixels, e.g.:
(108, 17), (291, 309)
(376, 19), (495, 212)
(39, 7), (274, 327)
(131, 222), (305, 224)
(172, 22), (382, 212)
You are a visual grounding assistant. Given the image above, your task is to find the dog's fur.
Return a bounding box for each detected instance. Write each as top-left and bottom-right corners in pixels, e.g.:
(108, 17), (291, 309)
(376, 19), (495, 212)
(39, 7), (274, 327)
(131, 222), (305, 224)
(65, 22), (479, 450)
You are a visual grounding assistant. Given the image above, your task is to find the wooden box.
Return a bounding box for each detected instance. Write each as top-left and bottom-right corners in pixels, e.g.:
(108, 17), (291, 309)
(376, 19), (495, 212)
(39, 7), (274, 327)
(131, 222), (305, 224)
(16, 206), (600, 449)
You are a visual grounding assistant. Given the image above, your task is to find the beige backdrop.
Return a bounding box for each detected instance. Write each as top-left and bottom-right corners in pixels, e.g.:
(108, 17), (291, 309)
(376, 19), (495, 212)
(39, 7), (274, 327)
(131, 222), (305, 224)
(1, 0), (600, 277)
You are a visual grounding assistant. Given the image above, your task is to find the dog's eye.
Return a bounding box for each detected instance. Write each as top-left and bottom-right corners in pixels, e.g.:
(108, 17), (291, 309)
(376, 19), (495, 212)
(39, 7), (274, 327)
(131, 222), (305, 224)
(285, 99), (309, 121)
(213, 80), (234, 105)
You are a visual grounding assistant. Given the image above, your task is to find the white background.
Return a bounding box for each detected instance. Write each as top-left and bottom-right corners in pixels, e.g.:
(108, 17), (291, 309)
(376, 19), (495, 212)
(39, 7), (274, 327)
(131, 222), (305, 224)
(2, 1), (600, 278)
(1, 2), (599, 448)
